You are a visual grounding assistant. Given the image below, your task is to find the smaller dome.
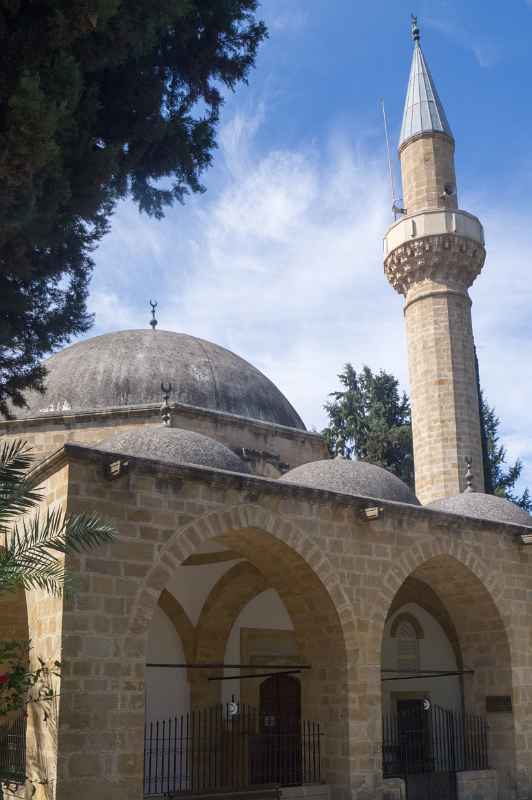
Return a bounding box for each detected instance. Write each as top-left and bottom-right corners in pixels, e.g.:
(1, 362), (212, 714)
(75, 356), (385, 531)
(428, 492), (532, 528)
(281, 457), (419, 505)
(97, 426), (251, 474)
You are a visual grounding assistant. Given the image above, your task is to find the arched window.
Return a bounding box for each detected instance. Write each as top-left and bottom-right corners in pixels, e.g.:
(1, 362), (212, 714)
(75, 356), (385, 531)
(390, 613), (423, 673)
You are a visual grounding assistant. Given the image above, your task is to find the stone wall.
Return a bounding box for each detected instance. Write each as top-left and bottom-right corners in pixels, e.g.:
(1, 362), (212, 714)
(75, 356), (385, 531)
(403, 282), (484, 503)
(25, 465), (69, 800)
(399, 132), (457, 213)
(382, 778), (405, 800)
(0, 402), (327, 479)
(456, 769), (497, 800)
(22, 445), (532, 800)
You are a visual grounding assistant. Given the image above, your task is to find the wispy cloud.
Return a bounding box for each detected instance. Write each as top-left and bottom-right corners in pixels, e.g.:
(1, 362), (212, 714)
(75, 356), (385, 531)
(426, 17), (501, 68)
(270, 9), (308, 33)
(90, 105), (532, 494)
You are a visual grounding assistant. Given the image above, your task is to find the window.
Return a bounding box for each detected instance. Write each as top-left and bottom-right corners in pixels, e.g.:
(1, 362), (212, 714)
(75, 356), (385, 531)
(396, 619), (420, 673)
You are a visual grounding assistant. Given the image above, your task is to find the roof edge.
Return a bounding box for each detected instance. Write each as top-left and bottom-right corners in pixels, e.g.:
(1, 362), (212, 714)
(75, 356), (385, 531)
(31, 442), (532, 537)
(1, 399), (318, 441)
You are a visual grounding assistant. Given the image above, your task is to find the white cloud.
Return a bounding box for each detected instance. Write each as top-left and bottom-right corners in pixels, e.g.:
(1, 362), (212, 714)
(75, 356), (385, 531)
(90, 105), (532, 495)
(270, 10), (308, 33)
(426, 17), (501, 68)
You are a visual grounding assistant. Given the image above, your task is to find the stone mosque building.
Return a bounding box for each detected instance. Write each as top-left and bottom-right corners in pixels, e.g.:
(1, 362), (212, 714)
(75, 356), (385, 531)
(2, 18), (532, 800)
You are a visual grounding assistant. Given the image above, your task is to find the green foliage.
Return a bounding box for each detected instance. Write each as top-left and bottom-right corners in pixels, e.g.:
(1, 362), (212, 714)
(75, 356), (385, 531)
(323, 364), (414, 488)
(0, 641), (59, 718)
(323, 363), (530, 511)
(0, 0), (267, 416)
(479, 391), (531, 511)
(0, 440), (115, 595)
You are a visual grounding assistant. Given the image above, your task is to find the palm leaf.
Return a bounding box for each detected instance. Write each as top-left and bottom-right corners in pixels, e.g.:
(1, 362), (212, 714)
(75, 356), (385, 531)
(0, 440), (43, 528)
(0, 507), (114, 596)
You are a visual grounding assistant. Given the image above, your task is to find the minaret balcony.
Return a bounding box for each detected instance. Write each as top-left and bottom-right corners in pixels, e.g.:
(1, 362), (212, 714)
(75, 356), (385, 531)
(384, 209), (484, 256)
(383, 209), (486, 295)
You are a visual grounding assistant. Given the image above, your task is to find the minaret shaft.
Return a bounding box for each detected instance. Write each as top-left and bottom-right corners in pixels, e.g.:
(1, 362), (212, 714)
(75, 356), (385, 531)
(404, 280), (484, 503)
(384, 25), (485, 504)
(400, 132), (457, 213)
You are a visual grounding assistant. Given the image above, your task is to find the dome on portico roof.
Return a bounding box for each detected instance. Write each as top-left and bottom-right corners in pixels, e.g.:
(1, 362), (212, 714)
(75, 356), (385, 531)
(281, 456), (420, 505)
(96, 426), (251, 474)
(428, 492), (532, 528)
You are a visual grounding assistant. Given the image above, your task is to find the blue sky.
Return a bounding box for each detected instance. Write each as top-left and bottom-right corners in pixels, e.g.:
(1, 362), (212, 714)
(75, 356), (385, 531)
(86, 0), (532, 494)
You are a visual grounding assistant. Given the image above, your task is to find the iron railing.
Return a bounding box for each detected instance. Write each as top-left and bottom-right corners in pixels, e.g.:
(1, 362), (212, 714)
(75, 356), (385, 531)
(0, 713), (26, 784)
(382, 704), (489, 779)
(144, 704), (322, 796)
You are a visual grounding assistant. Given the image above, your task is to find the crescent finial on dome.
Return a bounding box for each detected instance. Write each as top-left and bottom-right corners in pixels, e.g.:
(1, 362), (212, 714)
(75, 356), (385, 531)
(160, 381), (172, 426)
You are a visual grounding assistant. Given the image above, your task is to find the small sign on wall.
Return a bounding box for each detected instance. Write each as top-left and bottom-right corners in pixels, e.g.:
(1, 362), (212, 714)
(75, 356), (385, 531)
(486, 695), (512, 713)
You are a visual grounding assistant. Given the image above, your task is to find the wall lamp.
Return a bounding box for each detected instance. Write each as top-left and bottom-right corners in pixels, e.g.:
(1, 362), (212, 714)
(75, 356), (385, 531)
(362, 506), (383, 521)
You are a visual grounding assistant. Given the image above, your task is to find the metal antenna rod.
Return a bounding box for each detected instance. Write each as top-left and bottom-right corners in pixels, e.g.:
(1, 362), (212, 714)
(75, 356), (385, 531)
(381, 99), (399, 219)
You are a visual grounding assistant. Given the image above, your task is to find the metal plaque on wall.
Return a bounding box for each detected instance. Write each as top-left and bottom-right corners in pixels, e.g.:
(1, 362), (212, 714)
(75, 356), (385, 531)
(486, 695), (512, 713)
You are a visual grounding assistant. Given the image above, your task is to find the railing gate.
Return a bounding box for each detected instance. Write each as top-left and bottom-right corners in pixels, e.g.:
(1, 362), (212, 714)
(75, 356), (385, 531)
(383, 703), (489, 800)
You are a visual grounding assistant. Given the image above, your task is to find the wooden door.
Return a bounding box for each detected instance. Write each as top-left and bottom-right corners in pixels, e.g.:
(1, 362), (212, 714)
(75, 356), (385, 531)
(250, 675), (302, 785)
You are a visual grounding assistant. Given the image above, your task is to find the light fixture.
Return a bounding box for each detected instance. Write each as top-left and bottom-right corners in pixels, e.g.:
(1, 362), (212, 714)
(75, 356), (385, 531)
(362, 506), (383, 520)
(104, 459), (129, 480)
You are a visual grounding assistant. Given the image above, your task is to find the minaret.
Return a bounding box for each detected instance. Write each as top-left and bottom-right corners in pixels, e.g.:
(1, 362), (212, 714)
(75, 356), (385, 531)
(384, 17), (486, 504)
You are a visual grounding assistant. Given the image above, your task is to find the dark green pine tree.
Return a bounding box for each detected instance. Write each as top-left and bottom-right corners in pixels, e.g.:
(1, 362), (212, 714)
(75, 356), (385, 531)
(0, 1), (267, 417)
(323, 364), (414, 488)
(323, 363), (530, 511)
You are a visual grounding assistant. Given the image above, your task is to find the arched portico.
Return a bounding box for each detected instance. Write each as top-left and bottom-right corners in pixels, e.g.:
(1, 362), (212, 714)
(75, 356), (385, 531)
(378, 548), (516, 800)
(128, 506), (357, 800)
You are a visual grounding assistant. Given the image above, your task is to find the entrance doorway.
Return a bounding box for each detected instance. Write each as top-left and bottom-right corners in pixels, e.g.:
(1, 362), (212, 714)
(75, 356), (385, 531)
(260, 673), (301, 722)
(250, 674), (302, 785)
(396, 699), (431, 775)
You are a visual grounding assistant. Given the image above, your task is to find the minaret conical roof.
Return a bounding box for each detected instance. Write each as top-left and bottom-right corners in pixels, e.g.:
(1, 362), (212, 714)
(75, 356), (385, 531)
(399, 37), (453, 149)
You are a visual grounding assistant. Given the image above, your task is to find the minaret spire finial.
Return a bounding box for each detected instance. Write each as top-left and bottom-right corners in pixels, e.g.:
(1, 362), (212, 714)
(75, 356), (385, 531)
(149, 300), (158, 331)
(411, 13), (420, 43)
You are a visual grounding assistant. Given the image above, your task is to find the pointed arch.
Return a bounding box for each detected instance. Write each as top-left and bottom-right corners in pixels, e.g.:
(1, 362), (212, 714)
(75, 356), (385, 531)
(157, 588), (195, 675)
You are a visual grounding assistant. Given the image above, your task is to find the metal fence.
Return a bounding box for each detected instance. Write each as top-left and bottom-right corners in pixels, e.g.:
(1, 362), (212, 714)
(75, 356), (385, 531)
(144, 704), (322, 797)
(0, 712), (26, 784)
(382, 703), (489, 779)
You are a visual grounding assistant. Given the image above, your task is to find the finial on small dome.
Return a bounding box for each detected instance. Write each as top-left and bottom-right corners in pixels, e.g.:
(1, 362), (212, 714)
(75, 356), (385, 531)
(149, 300), (158, 330)
(335, 441), (346, 459)
(161, 381), (172, 426)
(464, 457), (474, 493)
(411, 13), (420, 43)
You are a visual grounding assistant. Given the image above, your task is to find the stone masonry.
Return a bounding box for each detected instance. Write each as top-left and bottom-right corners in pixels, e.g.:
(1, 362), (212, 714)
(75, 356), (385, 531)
(384, 130), (486, 503)
(20, 443), (532, 800)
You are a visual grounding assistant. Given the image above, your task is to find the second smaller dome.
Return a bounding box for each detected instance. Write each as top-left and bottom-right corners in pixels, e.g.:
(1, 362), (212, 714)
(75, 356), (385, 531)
(97, 426), (251, 474)
(428, 492), (532, 528)
(282, 457), (419, 505)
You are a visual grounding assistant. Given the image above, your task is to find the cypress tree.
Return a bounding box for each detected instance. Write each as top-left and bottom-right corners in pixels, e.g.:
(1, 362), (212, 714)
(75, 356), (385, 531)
(0, 1), (267, 416)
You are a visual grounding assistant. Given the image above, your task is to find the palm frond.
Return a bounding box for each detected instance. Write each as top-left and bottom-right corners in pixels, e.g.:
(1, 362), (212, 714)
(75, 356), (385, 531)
(54, 513), (116, 554)
(0, 440), (43, 527)
(0, 507), (114, 596)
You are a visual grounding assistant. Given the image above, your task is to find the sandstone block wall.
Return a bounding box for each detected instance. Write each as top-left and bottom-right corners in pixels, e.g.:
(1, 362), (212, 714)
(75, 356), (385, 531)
(456, 769), (498, 800)
(20, 447), (532, 800)
(404, 284), (484, 502)
(0, 403), (327, 479)
(399, 133), (457, 213)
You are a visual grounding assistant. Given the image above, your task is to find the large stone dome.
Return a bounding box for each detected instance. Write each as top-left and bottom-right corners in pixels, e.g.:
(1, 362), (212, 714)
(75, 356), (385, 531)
(97, 426), (251, 474)
(282, 456), (419, 505)
(18, 330), (305, 429)
(428, 492), (532, 528)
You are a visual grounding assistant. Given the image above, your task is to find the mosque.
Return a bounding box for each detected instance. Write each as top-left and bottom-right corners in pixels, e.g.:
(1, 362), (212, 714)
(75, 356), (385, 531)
(1, 17), (532, 800)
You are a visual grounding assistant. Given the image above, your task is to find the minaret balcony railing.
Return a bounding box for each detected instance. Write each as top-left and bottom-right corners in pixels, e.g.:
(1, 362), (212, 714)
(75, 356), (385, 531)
(383, 209), (484, 258)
